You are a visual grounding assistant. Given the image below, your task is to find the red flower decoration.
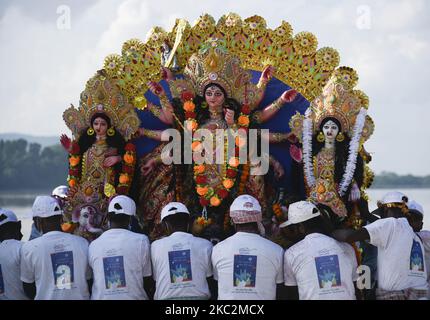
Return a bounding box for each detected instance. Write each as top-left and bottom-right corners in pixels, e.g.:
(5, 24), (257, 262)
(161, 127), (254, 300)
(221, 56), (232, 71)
(69, 169), (80, 177)
(217, 189), (229, 199)
(200, 197), (210, 207)
(70, 142), (80, 154)
(125, 143), (136, 152)
(196, 175), (207, 184)
(185, 111), (197, 119)
(122, 165), (134, 175)
(226, 169), (237, 178)
(117, 186), (127, 195)
(181, 91), (195, 102)
(241, 104), (251, 115)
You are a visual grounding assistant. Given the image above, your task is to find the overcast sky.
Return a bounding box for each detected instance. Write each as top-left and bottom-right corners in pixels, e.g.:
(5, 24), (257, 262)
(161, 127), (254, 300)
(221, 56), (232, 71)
(1, 0), (429, 175)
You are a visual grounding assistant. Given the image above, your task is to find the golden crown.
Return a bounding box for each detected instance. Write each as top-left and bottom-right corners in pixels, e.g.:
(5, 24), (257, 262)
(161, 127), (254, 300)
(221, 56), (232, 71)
(183, 39), (252, 103)
(312, 75), (362, 136)
(63, 70), (140, 141)
(289, 73), (374, 143)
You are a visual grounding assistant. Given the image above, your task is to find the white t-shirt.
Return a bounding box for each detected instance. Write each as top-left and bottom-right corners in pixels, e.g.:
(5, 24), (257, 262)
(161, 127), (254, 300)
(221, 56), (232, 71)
(212, 232), (284, 300)
(20, 231), (91, 300)
(418, 230), (430, 284)
(284, 233), (358, 300)
(364, 217), (428, 291)
(151, 231), (213, 300)
(0, 239), (28, 300)
(89, 228), (152, 300)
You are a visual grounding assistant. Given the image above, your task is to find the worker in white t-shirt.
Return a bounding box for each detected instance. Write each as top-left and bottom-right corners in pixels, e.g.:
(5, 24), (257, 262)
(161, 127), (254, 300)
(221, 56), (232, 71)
(89, 195), (153, 300)
(407, 200), (430, 299)
(332, 191), (429, 300)
(281, 201), (358, 300)
(212, 195), (284, 300)
(0, 209), (28, 300)
(20, 196), (91, 300)
(151, 202), (214, 300)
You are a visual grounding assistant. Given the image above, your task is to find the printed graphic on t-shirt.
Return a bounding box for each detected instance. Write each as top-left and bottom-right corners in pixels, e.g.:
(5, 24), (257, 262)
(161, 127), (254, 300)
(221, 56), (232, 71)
(103, 256), (127, 289)
(410, 240), (425, 272)
(233, 255), (257, 288)
(315, 255), (342, 289)
(0, 265), (4, 294)
(51, 251), (74, 290)
(168, 249), (192, 283)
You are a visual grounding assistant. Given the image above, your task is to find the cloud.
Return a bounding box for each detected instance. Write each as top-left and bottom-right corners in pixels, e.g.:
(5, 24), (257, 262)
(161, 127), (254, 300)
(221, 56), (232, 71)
(0, 0), (429, 175)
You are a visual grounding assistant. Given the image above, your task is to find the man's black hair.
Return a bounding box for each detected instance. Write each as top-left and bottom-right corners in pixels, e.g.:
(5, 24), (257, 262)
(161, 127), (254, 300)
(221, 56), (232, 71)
(163, 213), (189, 230)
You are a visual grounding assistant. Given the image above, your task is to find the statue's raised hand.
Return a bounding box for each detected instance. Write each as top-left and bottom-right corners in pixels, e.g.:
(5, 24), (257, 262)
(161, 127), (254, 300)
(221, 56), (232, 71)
(103, 155), (121, 168)
(280, 89), (298, 104)
(141, 158), (156, 176)
(147, 81), (164, 96)
(260, 65), (275, 84)
(60, 134), (71, 152)
(224, 109), (235, 126)
(161, 67), (174, 81)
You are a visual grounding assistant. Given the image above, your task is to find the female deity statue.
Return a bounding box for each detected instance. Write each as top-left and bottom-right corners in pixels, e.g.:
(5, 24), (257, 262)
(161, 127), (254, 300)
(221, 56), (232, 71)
(289, 76), (374, 225)
(61, 70), (140, 241)
(137, 40), (297, 240)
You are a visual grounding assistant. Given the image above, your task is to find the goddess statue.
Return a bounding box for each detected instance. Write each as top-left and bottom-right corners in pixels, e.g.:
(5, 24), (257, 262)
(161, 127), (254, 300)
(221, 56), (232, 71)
(137, 40), (298, 240)
(289, 75), (374, 226)
(61, 70), (140, 241)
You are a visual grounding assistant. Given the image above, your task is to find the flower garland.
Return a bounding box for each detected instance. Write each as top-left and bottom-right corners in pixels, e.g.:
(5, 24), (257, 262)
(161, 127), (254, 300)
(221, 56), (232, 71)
(181, 91), (251, 208)
(116, 142), (137, 195)
(338, 108), (367, 196)
(302, 109), (315, 188)
(67, 140), (81, 188)
(303, 107), (367, 197)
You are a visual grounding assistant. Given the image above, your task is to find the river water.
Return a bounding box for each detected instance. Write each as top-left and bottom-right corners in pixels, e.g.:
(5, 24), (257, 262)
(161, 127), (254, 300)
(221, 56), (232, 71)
(1, 188), (429, 241)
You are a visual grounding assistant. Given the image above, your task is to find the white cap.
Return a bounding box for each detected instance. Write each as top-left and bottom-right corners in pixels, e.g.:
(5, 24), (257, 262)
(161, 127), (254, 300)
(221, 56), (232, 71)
(161, 202), (190, 221)
(0, 209), (18, 227)
(32, 196), (63, 218)
(230, 194), (262, 213)
(52, 185), (69, 198)
(380, 191), (408, 205)
(279, 201), (320, 228)
(108, 195), (136, 216)
(408, 200), (424, 215)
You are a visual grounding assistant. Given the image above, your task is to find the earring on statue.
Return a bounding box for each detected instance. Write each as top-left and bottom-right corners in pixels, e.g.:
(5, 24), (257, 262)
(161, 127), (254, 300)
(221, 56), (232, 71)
(87, 128), (95, 136)
(336, 132), (345, 142)
(107, 127), (115, 137)
(317, 131), (325, 143)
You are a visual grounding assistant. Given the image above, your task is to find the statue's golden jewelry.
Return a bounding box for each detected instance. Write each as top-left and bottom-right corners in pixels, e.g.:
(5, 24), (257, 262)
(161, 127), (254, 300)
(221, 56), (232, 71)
(252, 111), (262, 124)
(149, 104), (162, 118)
(143, 129), (159, 139)
(271, 98), (284, 111)
(87, 128), (95, 136)
(336, 132), (345, 142)
(107, 127), (115, 137)
(317, 131), (325, 143)
(159, 94), (170, 106)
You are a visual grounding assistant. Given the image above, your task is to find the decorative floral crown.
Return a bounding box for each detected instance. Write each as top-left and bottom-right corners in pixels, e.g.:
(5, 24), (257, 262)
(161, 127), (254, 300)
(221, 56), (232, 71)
(183, 39), (252, 103)
(312, 76), (362, 137)
(63, 70), (140, 141)
(289, 73), (374, 143)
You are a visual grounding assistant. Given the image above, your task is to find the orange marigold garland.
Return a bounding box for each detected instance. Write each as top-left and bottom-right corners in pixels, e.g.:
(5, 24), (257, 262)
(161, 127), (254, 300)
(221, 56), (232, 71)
(67, 140), (81, 188)
(116, 142), (136, 195)
(188, 99), (251, 208)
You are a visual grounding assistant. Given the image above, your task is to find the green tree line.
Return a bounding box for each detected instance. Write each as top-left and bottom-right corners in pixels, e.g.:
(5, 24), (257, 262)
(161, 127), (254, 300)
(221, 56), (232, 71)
(1, 139), (430, 191)
(372, 171), (430, 188)
(0, 139), (68, 191)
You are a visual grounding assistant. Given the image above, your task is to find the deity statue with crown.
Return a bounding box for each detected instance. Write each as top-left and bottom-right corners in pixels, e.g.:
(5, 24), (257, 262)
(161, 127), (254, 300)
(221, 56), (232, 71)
(289, 74), (375, 227)
(93, 13), (375, 240)
(60, 70), (141, 241)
